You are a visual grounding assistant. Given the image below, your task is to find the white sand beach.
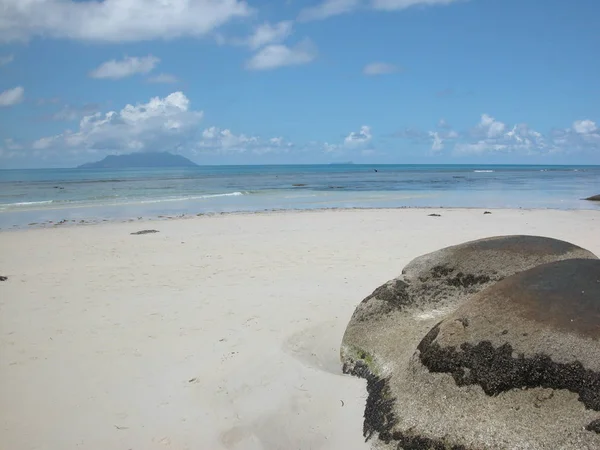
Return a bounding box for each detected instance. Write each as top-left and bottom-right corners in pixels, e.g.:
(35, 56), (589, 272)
(1, 208), (599, 450)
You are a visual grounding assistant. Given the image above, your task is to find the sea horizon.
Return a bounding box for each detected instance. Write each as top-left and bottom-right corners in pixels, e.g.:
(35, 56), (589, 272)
(1, 163), (599, 229)
(3, 162), (600, 170)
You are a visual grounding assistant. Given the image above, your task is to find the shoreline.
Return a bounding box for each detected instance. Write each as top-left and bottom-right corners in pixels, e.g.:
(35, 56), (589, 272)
(2, 204), (600, 232)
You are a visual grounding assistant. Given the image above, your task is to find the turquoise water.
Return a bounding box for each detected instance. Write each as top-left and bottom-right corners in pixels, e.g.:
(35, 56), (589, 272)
(0, 164), (599, 228)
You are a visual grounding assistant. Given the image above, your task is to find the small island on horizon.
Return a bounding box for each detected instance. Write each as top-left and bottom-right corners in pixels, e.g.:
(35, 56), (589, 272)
(77, 151), (198, 169)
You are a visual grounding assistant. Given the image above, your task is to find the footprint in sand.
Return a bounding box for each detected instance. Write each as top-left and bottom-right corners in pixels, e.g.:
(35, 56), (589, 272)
(282, 321), (344, 375)
(219, 395), (330, 450)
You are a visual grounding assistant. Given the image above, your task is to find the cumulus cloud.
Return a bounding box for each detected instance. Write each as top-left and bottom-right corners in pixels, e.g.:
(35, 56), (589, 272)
(0, 54), (14, 66)
(147, 73), (179, 84)
(23, 91), (294, 160)
(551, 120), (600, 151)
(388, 113), (598, 157)
(298, 0), (361, 21)
(363, 62), (400, 75)
(322, 125), (373, 154)
(0, 138), (23, 159)
(478, 113), (506, 138)
(4, 138), (22, 150)
(344, 125), (372, 147)
(426, 129), (459, 152)
(298, 0), (462, 21)
(454, 116), (546, 155)
(371, 0), (462, 11)
(428, 131), (444, 152)
(90, 55), (160, 80)
(0, 0), (252, 43)
(246, 38), (317, 70)
(30, 92), (203, 154)
(196, 126), (292, 155)
(573, 119), (597, 135)
(453, 116), (598, 156)
(0, 86), (24, 106)
(245, 21), (294, 49)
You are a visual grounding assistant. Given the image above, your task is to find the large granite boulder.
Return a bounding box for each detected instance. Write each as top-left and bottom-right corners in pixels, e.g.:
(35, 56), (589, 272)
(341, 235), (599, 449)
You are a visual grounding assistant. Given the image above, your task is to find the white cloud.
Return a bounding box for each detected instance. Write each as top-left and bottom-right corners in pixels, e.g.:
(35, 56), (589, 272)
(363, 62), (399, 75)
(0, 0), (252, 43)
(322, 125), (373, 154)
(323, 142), (339, 153)
(32, 136), (57, 150)
(0, 54), (14, 66)
(196, 126), (292, 155)
(371, 0), (462, 11)
(90, 55), (160, 80)
(199, 126), (258, 151)
(147, 73), (179, 84)
(573, 120), (597, 135)
(454, 116), (546, 155)
(298, 0), (462, 21)
(3, 138), (22, 151)
(246, 38), (317, 70)
(344, 125), (372, 147)
(428, 131), (444, 152)
(427, 129), (459, 152)
(550, 120), (600, 151)
(0, 139), (21, 159)
(0, 86), (24, 106)
(298, 0), (361, 22)
(246, 21), (293, 49)
(477, 113), (506, 138)
(454, 141), (509, 155)
(47, 103), (100, 121)
(30, 92), (203, 154)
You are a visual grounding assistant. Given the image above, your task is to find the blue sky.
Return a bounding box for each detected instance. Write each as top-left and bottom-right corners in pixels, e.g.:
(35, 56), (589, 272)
(0, 0), (599, 168)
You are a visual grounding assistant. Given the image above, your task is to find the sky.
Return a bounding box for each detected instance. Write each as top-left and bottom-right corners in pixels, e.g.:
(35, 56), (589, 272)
(0, 0), (599, 168)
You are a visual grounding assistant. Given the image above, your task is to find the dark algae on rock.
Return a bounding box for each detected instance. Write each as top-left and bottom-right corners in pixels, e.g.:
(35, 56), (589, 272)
(340, 236), (600, 450)
(419, 258), (600, 408)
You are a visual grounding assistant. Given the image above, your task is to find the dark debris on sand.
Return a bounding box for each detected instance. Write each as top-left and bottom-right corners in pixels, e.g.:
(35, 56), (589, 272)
(0, 276), (7, 281)
(131, 230), (160, 235)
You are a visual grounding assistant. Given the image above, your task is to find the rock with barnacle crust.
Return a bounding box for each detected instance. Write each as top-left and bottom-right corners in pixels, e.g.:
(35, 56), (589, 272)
(341, 236), (599, 450)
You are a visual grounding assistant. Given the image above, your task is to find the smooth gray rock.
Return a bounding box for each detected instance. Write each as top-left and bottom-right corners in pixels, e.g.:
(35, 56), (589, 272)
(341, 235), (598, 450)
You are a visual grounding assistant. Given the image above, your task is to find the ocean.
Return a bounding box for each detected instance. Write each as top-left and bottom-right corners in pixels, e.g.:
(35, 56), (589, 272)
(1, 164), (599, 228)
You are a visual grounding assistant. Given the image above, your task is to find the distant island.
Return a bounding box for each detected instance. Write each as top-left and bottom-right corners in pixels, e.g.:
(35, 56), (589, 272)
(329, 161), (355, 165)
(77, 151), (198, 169)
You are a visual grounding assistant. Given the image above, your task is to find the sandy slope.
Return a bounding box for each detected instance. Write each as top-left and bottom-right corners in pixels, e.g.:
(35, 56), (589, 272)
(0, 208), (598, 450)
